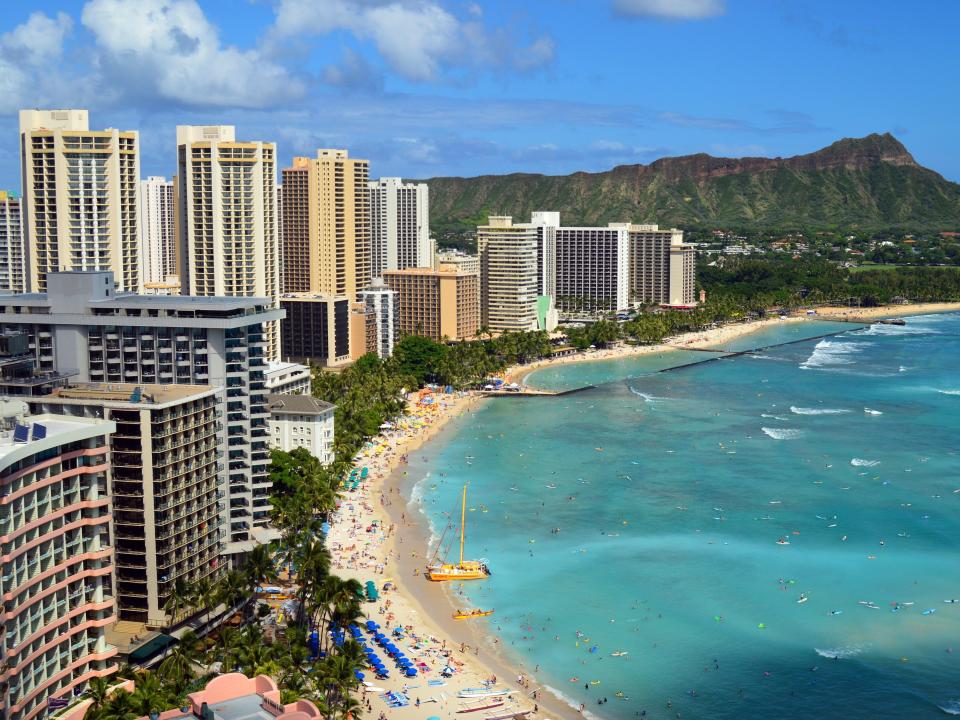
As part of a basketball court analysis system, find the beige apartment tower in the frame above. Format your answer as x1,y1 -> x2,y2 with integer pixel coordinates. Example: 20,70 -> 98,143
477,216 -> 541,333
280,150 -> 370,299
383,267 -> 480,342
176,125 -> 280,359
19,109 -> 140,293
628,225 -> 695,305
140,176 -> 176,289
29,383 -> 225,629
0,191 -> 24,292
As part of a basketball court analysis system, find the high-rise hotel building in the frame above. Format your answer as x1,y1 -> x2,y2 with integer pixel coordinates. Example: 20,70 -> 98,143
477,216 -> 543,333
139,176 -> 176,289
176,126 -> 280,360
18,109 -> 140,293
0,271 -> 283,556
628,225 -> 696,306
280,150 -> 370,298
368,177 -> 431,278
29,383 -> 224,629
0,411 -> 118,720
0,191 -> 24,293
554,224 -> 630,314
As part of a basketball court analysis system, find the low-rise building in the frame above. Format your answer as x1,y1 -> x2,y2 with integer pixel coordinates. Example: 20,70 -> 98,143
133,673 -> 322,720
264,361 -> 311,395
436,251 -> 480,275
0,410 -> 118,720
383,267 -> 479,342
267,394 -> 335,465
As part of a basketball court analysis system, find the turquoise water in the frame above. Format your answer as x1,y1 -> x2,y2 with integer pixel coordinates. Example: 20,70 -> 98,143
404,317 -> 960,719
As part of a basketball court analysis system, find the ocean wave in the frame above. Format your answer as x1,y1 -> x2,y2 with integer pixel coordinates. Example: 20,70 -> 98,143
864,408 -> 883,415
851,458 -> 881,467
939,700 -> 960,716
761,413 -> 789,421
762,427 -> 803,440
544,685 -> 602,720
790,406 -> 850,415
800,340 -> 871,370
857,323 -> 940,337
937,389 -> 960,396
628,386 -> 670,402
814,645 -> 863,659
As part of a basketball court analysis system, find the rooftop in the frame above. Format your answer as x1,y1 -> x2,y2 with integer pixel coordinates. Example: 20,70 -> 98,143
0,411 -> 113,466
267,394 -> 334,415
46,382 -> 219,407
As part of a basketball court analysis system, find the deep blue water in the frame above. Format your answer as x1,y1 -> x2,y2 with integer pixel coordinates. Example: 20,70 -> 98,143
403,317 -> 960,719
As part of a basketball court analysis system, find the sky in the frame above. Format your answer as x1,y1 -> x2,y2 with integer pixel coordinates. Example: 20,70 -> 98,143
0,0 -> 957,189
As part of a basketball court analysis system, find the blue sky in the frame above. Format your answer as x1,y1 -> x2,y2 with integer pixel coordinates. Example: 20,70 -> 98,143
0,0 -> 956,189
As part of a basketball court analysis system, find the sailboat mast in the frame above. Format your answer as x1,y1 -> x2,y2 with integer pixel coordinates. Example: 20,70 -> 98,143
459,485 -> 467,567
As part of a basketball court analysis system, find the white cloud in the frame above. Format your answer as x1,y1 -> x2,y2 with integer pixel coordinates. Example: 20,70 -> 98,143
0,12 -> 74,113
271,0 -> 554,82
81,0 -> 305,109
613,0 -> 725,20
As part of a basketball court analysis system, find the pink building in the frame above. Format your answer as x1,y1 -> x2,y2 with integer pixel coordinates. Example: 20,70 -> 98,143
0,412 -> 117,720
138,674 -> 322,720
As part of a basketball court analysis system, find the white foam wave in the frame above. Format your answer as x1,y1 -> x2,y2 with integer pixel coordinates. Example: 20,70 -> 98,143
629,386 -> 669,402
761,413 -> 788,421
937,389 -> 960,396
790,406 -> 850,415
939,700 -> 960,716
851,458 -> 881,467
864,408 -> 883,415
814,645 -> 863,659
800,340 -> 871,370
544,685 -> 602,720
857,323 -> 939,337
762,427 -> 803,440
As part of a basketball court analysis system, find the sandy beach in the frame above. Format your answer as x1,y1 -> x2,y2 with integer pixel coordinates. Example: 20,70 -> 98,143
322,301 -> 960,720
811,301 -> 960,322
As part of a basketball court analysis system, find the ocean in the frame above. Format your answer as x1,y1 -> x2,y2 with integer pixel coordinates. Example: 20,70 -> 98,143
401,316 -> 960,719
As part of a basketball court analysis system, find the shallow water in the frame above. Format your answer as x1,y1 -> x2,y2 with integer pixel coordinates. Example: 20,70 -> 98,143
403,316 -> 960,719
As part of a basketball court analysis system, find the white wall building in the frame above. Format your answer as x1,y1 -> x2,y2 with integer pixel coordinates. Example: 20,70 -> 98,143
176,125 -> 281,360
0,191 -> 24,293
267,394 -> 335,465
264,360 -> 311,395
139,176 -> 176,288
19,109 -> 140,293
368,177 -> 431,278
554,223 -> 630,314
358,280 -> 398,358
477,216 -> 545,333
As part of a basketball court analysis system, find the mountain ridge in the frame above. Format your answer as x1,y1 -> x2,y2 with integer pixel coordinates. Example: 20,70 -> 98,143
423,134 -> 960,231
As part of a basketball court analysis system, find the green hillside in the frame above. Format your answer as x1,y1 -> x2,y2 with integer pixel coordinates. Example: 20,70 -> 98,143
423,134 -> 960,233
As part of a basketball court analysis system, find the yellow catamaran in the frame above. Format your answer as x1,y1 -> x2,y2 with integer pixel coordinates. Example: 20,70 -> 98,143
426,485 -> 490,582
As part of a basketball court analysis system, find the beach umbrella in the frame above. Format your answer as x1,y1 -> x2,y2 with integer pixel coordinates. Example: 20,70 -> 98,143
354,670 -> 365,681
405,667 -> 418,677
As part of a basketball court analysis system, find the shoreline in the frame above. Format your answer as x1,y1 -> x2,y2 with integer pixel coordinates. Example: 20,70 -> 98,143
504,301 -> 960,386
326,301 -> 960,720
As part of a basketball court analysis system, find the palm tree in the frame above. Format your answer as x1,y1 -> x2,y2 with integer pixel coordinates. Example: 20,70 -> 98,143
99,691 -> 139,720
163,578 -> 193,628
128,673 -> 169,718
244,544 -> 276,617
157,630 -> 199,693
217,569 -> 248,616
83,677 -> 112,720
191,577 -> 217,630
